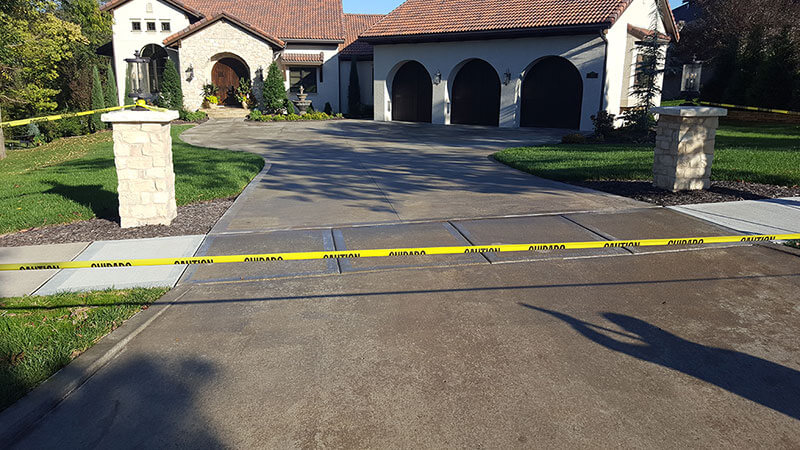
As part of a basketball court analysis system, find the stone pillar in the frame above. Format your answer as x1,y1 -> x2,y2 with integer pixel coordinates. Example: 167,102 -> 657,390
101,109 -> 180,228
651,106 -> 728,191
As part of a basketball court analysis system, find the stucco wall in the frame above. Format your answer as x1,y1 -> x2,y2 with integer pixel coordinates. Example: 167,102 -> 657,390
281,44 -> 341,113
110,0 -> 190,105
373,35 -> 606,130
179,21 -> 277,111
339,59 -> 375,114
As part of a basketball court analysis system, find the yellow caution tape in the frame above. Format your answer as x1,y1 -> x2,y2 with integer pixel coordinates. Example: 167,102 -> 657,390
0,100 -> 150,129
1,234 -> 797,271
699,101 -> 800,116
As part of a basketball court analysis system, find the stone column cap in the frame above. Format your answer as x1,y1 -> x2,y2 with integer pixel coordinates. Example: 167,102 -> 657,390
102,109 -> 179,123
651,106 -> 727,117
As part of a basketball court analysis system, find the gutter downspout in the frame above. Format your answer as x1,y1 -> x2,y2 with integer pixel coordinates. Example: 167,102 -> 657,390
599,30 -> 609,113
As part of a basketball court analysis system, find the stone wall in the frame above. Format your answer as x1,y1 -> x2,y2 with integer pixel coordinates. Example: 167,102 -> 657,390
179,20 -> 277,111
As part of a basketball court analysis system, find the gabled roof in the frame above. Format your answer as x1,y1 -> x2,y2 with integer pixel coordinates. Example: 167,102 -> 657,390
628,24 -> 671,43
102,0 -> 345,41
340,13 -> 384,59
280,52 -> 325,65
361,0 -> 679,42
163,12 -> 285,48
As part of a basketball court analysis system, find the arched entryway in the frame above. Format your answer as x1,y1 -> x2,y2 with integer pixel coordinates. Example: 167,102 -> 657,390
450,59 -> 500,126
141,44 -> 169,93
521,56 -> 583,129
391,61 -> 432,123
211,56 -> 250,106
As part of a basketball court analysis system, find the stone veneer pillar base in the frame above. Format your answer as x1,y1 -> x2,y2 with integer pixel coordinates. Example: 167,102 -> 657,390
101,109 -> 180,228
651,106 -> 728,192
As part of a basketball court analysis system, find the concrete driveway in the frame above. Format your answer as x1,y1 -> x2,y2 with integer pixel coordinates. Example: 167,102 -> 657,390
181,120 -> 644,233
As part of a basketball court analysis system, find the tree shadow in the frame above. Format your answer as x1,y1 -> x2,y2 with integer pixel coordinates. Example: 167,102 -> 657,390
43,181 -> 119,222
8,355 -> 223,448
520,304 -> 800,420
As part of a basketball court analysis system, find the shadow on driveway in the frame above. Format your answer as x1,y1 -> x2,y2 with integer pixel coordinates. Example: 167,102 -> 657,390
521,303 -> 800,421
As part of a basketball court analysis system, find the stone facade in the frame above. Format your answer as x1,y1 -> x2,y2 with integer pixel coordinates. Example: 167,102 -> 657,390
102,109 -> 180,228
179,20 -> 278,111
651,107 -> 727,191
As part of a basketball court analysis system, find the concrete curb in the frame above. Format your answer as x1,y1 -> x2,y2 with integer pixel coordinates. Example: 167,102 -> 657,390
0,285 -> 192,445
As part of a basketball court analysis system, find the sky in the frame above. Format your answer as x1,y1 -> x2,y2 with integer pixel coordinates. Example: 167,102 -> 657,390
342,0 -> 685,15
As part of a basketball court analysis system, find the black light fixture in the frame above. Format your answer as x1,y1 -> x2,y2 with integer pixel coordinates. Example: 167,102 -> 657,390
503,69 -> 512,86
185,63 -> 194,82
125,50 -> 155,108
681,56 -> 703,105
433,70 -> 442,85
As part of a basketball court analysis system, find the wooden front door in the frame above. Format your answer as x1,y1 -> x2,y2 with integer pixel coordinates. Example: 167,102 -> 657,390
212,58 -> 248,106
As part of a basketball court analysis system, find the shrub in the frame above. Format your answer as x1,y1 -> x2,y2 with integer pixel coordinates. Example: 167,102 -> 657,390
104,62 -> 119,107
248,109 -> 264,121
160,59 -> 183,110
236,78 -> 252,106
324,102 -> 333,115
591,110 -> 615,138
287,113 -> 301,121
90,66 -> 106,132
179,109 -> 208,122
263,62 -> 288,113
285,99 -> 295,114
561,133 -> 587,144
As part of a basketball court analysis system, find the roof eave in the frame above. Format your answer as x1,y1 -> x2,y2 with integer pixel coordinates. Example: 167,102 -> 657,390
164,13 -> 286,49
361,23 -> 611,44
283,38 -> 345,44
100,0 -> 203,19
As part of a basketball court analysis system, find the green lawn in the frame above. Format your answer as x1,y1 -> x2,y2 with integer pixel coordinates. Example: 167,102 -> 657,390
494,122 -> 800,186
0,288 -> 168,411
0,125 -> 264,234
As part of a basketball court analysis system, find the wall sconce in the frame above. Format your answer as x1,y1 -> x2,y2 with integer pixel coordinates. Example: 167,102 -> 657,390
503,69 -> 512,86
185,64 -> 194,82
433,70 -> 442,85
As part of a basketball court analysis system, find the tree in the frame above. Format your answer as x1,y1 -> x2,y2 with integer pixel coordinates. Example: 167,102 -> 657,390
348,58 -> 361,116
748,27 -> 798,109
624,8 -> 666,132
104,61 -> 119,107
0,5 -> 85,118
262,62 -> 287,113
90,65 -> 105,131
160,59 -> 183,110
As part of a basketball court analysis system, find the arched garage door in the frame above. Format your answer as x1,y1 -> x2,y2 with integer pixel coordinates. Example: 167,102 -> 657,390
392,61 -> 432,123
521,56 -> 583,129
451,59 -> 500,126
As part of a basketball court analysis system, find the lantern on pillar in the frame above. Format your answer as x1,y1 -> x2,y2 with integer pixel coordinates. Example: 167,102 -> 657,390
680,57 -> 703,104
125,50 -> 155,107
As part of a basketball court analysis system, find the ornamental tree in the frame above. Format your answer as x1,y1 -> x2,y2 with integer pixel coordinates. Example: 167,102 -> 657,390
262,62 -> 287,113
90,65 -> 105,131
160,59 -> 183,110
104,61 -> 119,107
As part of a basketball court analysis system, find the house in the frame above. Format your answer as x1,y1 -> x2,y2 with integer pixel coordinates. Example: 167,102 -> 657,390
361,0 -> 678,130
101,0 -> 678,131
100,0 -> 381,113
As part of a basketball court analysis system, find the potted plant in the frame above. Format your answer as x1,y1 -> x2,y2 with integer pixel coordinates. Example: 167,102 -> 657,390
201,83 -> 218,108
235,78 -> 252,109
206,95 -> 219,107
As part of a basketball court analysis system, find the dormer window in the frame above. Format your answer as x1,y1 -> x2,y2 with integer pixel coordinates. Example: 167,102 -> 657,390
161,22 -> 171,32
146,21 -> 156,32
131,21 -> 141,31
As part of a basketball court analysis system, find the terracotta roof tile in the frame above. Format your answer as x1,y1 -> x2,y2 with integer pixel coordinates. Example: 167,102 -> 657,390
361,0 -> 637,39
627,24 -> 671,42
104,0 -> 344,41
163,12 -> 285,47
281,52 -> 325,63
340,13 -> 384,58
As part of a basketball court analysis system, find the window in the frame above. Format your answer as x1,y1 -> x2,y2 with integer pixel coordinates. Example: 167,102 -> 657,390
289,67 -> 317,93
131,21 -> 141,31
161,22 -> 171,32
146,21 -> 156,31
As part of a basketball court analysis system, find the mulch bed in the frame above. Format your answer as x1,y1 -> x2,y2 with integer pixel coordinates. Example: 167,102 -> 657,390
571,180 -> 800,206
0,198 -> 233,247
